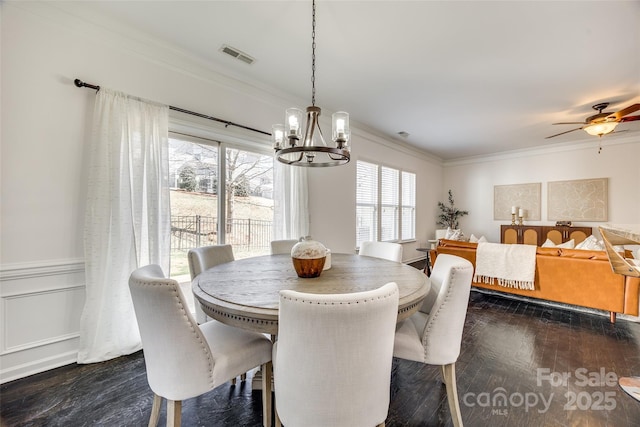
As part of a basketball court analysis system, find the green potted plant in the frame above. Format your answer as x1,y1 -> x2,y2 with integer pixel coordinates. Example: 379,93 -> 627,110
436,190 -> 469,234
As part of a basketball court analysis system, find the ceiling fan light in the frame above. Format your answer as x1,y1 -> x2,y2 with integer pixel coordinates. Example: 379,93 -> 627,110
583,122 -> 618,136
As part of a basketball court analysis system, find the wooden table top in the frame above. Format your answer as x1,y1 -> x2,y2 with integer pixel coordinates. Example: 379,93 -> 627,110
193,253 -> 430,335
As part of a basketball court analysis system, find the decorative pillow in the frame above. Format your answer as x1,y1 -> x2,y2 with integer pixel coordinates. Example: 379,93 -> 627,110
557,239 -> 575,249
445,227 -> 465,241
469,234 -> 488,243
542,238 -> 575,249
575,235 -> 605,251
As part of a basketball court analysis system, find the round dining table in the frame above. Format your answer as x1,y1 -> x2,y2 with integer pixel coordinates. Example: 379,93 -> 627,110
192,253 -> 430,335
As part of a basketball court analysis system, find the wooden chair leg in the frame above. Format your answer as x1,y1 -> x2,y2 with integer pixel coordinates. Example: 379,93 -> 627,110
262,361 -> 273,427
275,409 -> 282,427
148,393 -> 162,427
443,363 -> 463,427
166,399 -> 181,427
610,312 -> 617,323
241,372 -> 247,381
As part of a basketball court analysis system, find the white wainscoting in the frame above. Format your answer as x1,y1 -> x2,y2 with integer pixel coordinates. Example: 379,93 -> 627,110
0,259 -> 86,384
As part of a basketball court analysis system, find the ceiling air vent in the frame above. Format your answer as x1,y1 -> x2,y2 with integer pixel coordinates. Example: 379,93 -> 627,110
220,45 -> 255,65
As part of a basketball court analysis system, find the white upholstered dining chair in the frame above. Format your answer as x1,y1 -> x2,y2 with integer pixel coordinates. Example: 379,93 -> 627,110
187,244 -> 234,324
393,254 -> 473,427
187,244 -> 248,384
273,282 -> 399,427
129,264 -> 273,427
359,241 -> 403,263
270,239 -> 298,255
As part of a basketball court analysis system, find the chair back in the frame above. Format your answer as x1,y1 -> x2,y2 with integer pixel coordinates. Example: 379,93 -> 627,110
274,282 -> 399,427
421,254 -> 473,365
359,241 -> 403,262
129,265 -> 214,401
270,239 -> 298,255
187,244 -> 235,280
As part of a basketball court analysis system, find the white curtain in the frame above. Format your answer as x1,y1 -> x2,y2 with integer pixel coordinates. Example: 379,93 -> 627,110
78,88 -> 170,363
273,162 -> 309,240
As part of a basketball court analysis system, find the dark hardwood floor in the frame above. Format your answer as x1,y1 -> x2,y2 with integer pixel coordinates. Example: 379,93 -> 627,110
2,291 -> 639,426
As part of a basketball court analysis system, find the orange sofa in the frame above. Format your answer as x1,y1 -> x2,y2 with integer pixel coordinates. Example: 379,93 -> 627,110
432,239 -> 640,323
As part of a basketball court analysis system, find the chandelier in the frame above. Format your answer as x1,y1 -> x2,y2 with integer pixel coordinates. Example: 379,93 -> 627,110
272,0 -> 350,167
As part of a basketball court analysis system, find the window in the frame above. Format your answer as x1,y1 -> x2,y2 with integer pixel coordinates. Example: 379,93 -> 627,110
356,161 -> 377,245
356,161 -> 415,247
401,171 -> 416,240
380,166 -> 399,241
168,134 -> 273,280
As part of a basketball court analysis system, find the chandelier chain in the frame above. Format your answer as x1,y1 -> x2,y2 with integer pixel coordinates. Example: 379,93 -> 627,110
311,0 -> 316,106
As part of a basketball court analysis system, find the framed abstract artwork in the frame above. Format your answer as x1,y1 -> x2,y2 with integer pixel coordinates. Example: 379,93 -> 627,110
547,178 -> 608,221
494,183 -> 541,221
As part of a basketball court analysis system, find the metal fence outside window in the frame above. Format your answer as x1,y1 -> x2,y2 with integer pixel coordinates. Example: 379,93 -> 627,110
171,215 -> 272,251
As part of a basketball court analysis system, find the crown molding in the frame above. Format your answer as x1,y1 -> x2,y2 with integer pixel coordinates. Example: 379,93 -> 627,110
443,133 -> 639,167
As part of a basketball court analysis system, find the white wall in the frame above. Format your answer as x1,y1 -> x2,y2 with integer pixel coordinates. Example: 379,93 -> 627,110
0,2 -> 442,382
442,139 -> 640,243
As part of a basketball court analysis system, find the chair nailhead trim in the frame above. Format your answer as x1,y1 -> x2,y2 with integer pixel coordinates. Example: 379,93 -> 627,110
282,290 -> 398,305
134,280 -> 215,387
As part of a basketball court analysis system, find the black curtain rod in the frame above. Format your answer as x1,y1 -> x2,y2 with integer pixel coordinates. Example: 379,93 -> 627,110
74,78 -> 271,136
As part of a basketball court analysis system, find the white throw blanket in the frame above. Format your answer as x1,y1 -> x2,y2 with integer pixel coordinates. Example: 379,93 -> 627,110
474,242 -> 537,290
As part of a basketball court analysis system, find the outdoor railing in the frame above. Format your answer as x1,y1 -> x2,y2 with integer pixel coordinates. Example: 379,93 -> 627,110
171,215 -> 272,251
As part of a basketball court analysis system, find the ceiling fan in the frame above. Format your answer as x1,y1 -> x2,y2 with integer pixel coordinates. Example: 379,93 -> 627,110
546,102 -> 640,140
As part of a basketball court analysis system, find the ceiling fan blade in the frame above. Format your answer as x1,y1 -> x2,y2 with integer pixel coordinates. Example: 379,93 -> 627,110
551,122 -> 587,125
545,127 -> 583,139
619,115 -> 640,122
607,103 -> 640,120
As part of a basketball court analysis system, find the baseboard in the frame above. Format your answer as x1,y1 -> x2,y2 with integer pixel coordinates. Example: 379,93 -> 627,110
1,350 -> 78,384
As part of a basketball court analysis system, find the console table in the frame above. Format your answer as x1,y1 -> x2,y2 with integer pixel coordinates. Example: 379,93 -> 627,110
500,225 -> 592,246
500,225 -> 544,245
